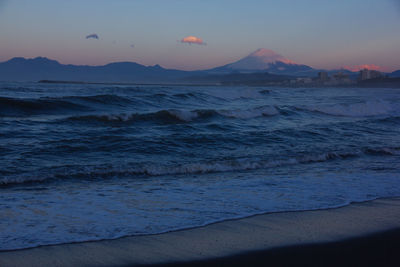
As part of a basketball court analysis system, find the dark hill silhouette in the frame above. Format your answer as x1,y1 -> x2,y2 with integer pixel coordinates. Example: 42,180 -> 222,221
0,50 -> 371,83
390,70 -> 400,78
0,57 -> 198,83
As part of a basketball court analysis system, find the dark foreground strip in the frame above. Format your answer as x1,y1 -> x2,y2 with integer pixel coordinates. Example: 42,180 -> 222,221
156,228 -> 400,267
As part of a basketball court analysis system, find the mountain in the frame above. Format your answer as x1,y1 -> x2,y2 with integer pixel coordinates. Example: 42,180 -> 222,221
207,48 -> 315,76
0,57 -> 198,83
390,70 -> 400,78
0,51 -> 361,83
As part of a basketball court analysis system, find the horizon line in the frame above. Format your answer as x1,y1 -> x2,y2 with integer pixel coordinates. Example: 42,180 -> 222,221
0,55 -> 396,73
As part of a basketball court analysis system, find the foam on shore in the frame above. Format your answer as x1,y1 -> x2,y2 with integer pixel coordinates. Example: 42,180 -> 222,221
1,197 -> 400,266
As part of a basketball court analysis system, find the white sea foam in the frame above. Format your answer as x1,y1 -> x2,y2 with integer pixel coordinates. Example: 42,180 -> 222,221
2,163 -> 400,251
2,149 -> 388,186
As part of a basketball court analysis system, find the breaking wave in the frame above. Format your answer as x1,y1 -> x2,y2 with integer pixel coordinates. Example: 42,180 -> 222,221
67,106 -> 279,123
68,109 -> 216,123
0,96 -> 88,116
0,95 -> 137,117
60,94 -> 135,105
2,147 -> 398,186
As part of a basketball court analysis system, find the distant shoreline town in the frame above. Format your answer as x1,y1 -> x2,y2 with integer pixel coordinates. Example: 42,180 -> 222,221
38,70 -> 400,88
263,68 -> 400,88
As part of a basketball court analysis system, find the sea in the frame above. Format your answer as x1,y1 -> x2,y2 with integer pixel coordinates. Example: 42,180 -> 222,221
1,82 -> 400,251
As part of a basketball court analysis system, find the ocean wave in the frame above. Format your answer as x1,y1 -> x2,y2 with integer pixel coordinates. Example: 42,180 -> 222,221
0,86 -> 40,92
61,94 -> 134,105
207,88 -> 263,100
67,109 -> 217,123
2,147 -> 397,186
172,92 -> 197,98
0,94 -> 140,118
364,147 -> 400,156
218,106 -> 278,119
299,100 -> 399,117
0,96 -> 89,117
67,105 -> 279,123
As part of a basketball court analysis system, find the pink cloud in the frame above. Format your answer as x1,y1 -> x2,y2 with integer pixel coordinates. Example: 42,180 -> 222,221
180,36 -> 206,45
343,64 -> 383,72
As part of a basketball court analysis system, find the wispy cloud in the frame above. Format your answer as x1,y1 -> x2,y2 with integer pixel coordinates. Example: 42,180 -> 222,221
130,44 -> 135,48
343,64 -> 383,72
86,34 -> 99,40
180,36 -> 206,45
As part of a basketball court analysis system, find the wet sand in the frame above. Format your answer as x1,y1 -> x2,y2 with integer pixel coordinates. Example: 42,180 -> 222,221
1,197 -> 400,267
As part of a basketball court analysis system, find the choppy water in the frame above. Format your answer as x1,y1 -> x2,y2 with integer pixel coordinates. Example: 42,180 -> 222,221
1,82 -> 400,250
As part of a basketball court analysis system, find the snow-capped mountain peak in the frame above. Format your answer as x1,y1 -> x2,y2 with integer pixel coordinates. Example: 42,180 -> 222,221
225,48 -> 298,70
210,48 -> 313,75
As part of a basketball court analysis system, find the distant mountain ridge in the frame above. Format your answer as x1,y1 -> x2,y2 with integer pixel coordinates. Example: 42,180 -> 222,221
1,49 -> 387,83
0,57 -> 196,83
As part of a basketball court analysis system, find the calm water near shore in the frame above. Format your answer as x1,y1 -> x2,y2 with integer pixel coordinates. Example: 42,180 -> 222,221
1,82 -> 400,250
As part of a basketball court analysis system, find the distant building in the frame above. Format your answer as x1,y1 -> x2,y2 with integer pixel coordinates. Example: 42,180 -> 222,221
359,69 -> 371,80
317,71 -> 329,82
333,71 -> 349,80
359,69 -> 384,80
370,70 -> 384,79
331,71 -> 352,84
296,77 -> 313,84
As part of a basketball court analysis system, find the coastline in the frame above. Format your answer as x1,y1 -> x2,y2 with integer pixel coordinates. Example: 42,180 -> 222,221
36,79 -> 400,88
1,197 -> 400,266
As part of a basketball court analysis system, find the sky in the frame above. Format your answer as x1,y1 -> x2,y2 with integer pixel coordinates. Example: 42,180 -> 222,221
0,0 -> 399,71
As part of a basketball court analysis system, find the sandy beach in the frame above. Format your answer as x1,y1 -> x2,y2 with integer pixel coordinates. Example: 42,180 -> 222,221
1,197 -> 400,266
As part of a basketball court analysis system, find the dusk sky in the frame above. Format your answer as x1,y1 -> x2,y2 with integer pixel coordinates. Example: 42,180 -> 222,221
0,0 -> 399,71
